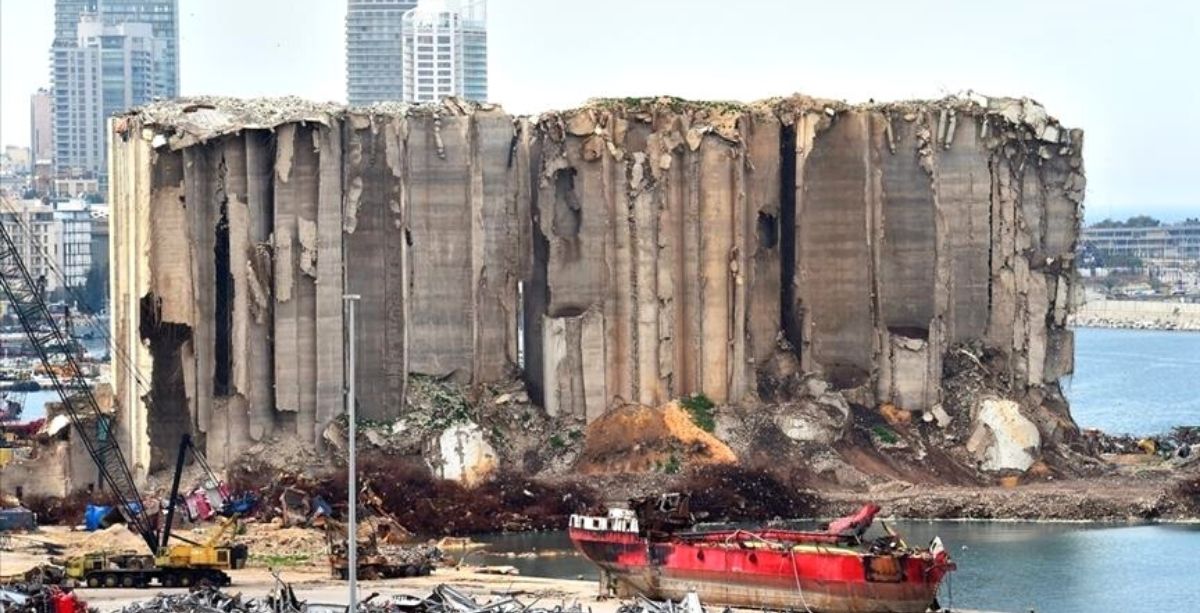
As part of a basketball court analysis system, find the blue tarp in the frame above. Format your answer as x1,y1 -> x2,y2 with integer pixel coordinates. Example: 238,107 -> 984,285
84,504 -> 112,531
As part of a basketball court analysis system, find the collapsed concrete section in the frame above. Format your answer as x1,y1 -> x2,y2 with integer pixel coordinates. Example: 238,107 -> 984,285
108,93 -> 1083,477
776,95 -> 1083,413
525,101 -> 781,419
110,98 -> 529,473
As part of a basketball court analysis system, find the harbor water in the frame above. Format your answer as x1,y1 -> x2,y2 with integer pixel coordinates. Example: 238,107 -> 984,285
469,522 -> 1200,613
1065,327 -> 1200,435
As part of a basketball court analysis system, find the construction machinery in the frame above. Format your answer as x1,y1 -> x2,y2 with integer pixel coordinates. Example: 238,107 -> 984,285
0,219 -> 250,588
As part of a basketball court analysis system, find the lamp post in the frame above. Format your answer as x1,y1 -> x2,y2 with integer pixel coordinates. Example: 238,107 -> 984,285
343,294 -> 361,612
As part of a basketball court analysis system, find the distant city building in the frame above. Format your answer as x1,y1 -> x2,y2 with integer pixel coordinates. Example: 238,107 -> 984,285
0,200 -> 63,292
30,90 -> 53,174
53,177 -> 100,199
0,198 -> 103,293
54,200 -> 94,288
1082,222 -> 1200,261
54,17 -> 162,180
346,0 -> 419,106
401,0 -> 487,103
51,0 -> 179,181
0,148 -> 31,177
89,204 -> 110,275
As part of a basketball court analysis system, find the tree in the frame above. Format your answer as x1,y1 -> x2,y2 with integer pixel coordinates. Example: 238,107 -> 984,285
1123,215 -> 1160,227
81,264 -> 108,314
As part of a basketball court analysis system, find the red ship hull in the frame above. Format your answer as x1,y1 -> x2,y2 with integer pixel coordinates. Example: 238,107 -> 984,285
569,523 -> 953,613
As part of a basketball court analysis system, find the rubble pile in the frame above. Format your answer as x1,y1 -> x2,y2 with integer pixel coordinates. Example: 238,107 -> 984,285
229,455 -> 603,535
680,465 -> 816,523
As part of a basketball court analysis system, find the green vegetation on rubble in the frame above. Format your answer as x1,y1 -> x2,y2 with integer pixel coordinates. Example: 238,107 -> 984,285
680,393 -> 717,433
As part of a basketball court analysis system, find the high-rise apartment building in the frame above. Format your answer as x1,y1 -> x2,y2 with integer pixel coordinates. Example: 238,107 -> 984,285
55,17 -> 162,179
51,0 -> 178,180
0,200 -> 64,292
30,89 -> 54,173
346,0 -> 419,106
401,0 -> 487,103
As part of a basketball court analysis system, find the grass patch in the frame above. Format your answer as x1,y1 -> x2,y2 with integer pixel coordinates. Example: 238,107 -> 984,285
680,393 -> 716,432
663,453 -> 681,475
872,425 -> 899,445
250,553 -> 311,568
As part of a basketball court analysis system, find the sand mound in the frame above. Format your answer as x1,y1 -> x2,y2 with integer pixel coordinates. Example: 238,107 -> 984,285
239,524 -> 328,561
66,523 -> 147,556
575,401 -> 736,474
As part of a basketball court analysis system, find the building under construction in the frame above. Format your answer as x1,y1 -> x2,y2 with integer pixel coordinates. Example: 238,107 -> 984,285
107,94 -> 1083,476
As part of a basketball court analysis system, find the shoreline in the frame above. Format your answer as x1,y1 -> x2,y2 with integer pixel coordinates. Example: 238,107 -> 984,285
1070,299 -> 1200,331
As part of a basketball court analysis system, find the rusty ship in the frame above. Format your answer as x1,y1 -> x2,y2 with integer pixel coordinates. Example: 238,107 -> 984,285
569,496 -> 954,613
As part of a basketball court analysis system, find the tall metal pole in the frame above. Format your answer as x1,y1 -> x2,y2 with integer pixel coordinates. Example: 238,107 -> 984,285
343,294 -> 361,612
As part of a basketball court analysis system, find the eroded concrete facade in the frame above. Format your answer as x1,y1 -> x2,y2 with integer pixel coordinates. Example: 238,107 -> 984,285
108,94 -> 1083,474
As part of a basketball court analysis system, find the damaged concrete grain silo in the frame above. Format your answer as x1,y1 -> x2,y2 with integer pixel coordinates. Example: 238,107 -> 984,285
524,100 -> 782,421
107,93 -> 1083,479
775,95 -> 1083,415
110,98 -> 529,473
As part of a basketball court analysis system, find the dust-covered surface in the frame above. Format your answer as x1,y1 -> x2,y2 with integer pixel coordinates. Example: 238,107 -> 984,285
57,89 -> 1180,525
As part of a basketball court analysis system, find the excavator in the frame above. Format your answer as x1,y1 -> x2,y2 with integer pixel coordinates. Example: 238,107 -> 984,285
0,219 -> 250,588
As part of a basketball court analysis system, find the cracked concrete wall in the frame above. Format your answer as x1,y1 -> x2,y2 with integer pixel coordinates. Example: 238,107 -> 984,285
110,99 -> 526,474
779,96 -> 1083,412
525,101 -> 781,420
110,93 -> 1081,475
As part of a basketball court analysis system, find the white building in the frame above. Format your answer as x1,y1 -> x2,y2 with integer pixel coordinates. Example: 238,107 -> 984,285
0,198 -> 96,292
0,199 -> 63,292
401,0 -> 487,103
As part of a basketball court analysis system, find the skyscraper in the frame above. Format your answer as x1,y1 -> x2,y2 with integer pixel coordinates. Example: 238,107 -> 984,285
96,1 -> 180,94
401,0 -> 487,104
346,0 -> 419,106
55,17 -> 162,179
30,89 -> 53,173
50,0 -> 178,181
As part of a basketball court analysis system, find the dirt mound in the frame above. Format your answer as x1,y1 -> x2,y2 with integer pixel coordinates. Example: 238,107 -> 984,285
65,523 -> 147,556
575,401 -> 736,474
239,524 -> 328,565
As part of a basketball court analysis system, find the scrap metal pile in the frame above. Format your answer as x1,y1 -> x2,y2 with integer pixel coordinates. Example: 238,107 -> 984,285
386,584 -> 586,613
0,583 -> 89,613
86,583 -> 590,613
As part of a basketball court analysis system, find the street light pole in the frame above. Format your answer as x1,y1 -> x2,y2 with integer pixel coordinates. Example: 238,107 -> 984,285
343,294 -> 361,612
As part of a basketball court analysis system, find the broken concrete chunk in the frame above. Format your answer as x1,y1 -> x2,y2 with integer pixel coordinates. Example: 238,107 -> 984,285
967,398 -> 1041,472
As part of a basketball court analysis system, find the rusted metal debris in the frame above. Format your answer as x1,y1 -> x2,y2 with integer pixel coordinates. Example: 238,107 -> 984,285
616,593 -> 710,613
101,582 -> 589,613
386,584 -> 586,613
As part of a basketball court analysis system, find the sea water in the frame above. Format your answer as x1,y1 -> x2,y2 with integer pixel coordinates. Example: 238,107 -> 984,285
470,522 -> 1200,613
1066,327 -> 1200,435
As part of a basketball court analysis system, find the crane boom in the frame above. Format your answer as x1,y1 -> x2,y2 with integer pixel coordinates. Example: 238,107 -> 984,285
0,219 -> 159,554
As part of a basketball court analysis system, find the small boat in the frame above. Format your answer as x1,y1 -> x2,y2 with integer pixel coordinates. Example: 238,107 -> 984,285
569,495 -> 954,613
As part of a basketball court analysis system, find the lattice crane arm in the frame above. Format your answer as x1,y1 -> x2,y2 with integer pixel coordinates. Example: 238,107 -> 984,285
0,219 -> 160,554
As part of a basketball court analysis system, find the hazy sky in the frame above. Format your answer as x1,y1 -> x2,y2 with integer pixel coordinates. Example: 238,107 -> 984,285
1,0 -> 1197,221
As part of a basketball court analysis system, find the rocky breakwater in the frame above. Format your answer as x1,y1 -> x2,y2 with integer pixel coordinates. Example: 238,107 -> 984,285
102,92 -> 1088,497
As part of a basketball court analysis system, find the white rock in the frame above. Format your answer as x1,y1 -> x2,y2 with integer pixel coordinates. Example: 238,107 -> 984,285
774,396 -> 850,445
966,399 -> 1040,472
425,421 -> 498,486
